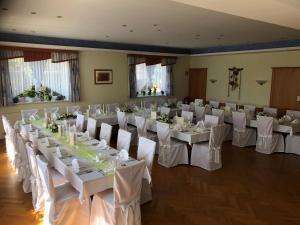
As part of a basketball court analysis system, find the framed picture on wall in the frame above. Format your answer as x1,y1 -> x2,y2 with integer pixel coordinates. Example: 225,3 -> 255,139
94,69 -> 113,84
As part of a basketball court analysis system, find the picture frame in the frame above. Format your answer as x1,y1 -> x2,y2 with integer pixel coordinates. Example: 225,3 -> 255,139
94,69 -> 113,84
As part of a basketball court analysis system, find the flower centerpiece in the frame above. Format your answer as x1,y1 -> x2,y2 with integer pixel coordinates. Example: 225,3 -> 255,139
257,111 -> 270,117
120,104 -> 134,113
48,120 -> 58,133
57,113 -> 77,120
157,113 -> 173,124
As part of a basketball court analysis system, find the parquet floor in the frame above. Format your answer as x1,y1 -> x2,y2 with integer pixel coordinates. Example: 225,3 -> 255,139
1,140 -> 300,225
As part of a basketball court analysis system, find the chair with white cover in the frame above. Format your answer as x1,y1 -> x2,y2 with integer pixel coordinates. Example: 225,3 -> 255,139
21,109 -> 39,122
212,109 -> 225,124
137,137 -> 156,204
286,110 -> 300,119
181,104 -> 190,111
244,105 -> 256,115
117,129 -> 132,151
181,110 -> 194,123
99,123 -> 113,145
285,134 -> 300,155
225,102 -> 237,111
117,111 -> 137,144
160,107 -> 171,116
87,118 -> 97,138
67,105 -> 81,115
194,99 -> 203,106
204,115 -> 219,127
195,105 -> 211,122
36,155 -> 89,225
263,107 -> 277,117
232,111 -> 256,147
209,100 -> 219,109
157,121 -> 188,168
90,160 -> 146,225
256,116 -> 284,154
106,103 -> 119,113
2,116 -> 17,166
75,113 -> 85,132
88,104 -> 102,115
135,116 -> 157,140
212,108 -> 232,141
191,125 -> 225,171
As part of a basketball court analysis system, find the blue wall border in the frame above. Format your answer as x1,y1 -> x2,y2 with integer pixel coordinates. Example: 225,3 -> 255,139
0,32 -> 299,55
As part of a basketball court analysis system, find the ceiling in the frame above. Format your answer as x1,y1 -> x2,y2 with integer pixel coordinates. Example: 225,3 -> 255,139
0,0 -> 300,50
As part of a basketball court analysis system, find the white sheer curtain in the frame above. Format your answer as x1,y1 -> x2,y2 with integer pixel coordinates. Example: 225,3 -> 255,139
8,58 -> 70,100
135,63 -> 168,94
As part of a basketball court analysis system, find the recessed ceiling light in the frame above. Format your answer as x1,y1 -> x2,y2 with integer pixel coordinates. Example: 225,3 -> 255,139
57,16 -> 62,18
31,12 -> 37,15
129,30 -> 134,32
2,8 -> 8,11
122,24 -> 127,27
153,24 -> 158,27
158,29 -> 161,32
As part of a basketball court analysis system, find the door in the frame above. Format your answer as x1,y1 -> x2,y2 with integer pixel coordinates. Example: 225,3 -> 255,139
189,68 -> 207,101
270,67 -> 300,110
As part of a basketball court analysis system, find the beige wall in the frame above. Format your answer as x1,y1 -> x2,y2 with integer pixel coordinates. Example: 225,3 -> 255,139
0,51 -> 189,138
190,50 -> 300,106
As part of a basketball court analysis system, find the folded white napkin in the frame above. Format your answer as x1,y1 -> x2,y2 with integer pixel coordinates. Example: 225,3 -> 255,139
97,139 -> 107,149
56,147 -> 62,158
83,131 -> 90,139
134,106 -> 139,111
118,149 -> 129,161
72,158 -> 80,173
30,114 -> 39,121
51,112 -> 59,120
196,120 -> 205,128
95,109 -> 101,117
116,107 -> 121,112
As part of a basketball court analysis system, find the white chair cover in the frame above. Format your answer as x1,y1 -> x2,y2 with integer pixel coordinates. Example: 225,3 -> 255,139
204,115 -> 219,127
194,99 -> 203,106
285,134 -> 300,155
286,110 -> 300,119
225,102 -> 237,111
75,113 -> 85,132
36,155 -> 89,225
181,104 -> 190,111
26,143 -> 44,211
135,116 -> 147,138
256,116 -> 284,154
157,122 -> 188,168
90,160 -> 146,225
21,109 -> 39,122
6,121 -> 21,170
191,125 -> 225,171
117,129 -> 132,151
160,107 -> 171,116
232,112 -> 256,147
195,106 -> 206,122
87,118 -> 97,138
99,123 -> 113,145
212,108 -> 224,124
67,105 -> 81,115
209,100 -> 219,109
107,103 -> 119,113
263,107 -> 278,117
143,101 -> 153,109
88,104 -> 102,115
137,137 -> 156,205
17,134 -> 32,193
244,104 -> 256,114
181,110 -> 194,122
117,111 -> 128,130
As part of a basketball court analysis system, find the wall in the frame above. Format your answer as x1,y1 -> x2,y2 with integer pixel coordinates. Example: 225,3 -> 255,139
0,51 -> 189,138
190,50 -> 300,106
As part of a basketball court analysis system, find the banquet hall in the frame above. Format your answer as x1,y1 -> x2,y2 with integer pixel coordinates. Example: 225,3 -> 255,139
0,0 -> 300,225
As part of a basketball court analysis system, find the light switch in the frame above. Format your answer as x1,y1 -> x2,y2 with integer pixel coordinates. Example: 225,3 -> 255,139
297,96 -> 300,102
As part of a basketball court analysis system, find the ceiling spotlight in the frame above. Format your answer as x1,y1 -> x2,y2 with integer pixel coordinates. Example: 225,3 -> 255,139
1,8 -> 8,11
57,15 -> 62,18
30,12 -> 37,14
129,30 -> 134,32
158,29 -> 161,32
153,24 -> 158,27
122,24 -> 127,27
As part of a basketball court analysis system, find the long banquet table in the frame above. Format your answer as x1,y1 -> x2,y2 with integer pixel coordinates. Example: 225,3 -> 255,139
29,119 -> 150,203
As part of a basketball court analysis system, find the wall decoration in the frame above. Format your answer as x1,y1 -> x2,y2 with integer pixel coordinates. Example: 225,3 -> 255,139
94,69 -> 113,84
228,67 -> 243,99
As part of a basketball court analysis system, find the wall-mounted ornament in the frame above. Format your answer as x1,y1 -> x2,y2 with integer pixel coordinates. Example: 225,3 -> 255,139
256,80 -> 267,86
228,67 -> 243,99
209,79 -> 217,83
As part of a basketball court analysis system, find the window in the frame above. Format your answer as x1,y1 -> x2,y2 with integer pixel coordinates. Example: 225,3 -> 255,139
8,58 -> 70,103
135,63 -> 171,97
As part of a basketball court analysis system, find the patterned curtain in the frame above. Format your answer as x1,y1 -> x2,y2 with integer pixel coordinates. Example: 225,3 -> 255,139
69,59 -> 80,102
0,59 -> 13,107
166,65 -> 174,96
128,56 -> 145,98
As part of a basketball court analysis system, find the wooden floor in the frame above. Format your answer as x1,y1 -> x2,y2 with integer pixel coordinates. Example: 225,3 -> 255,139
1,140 -> 300,225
